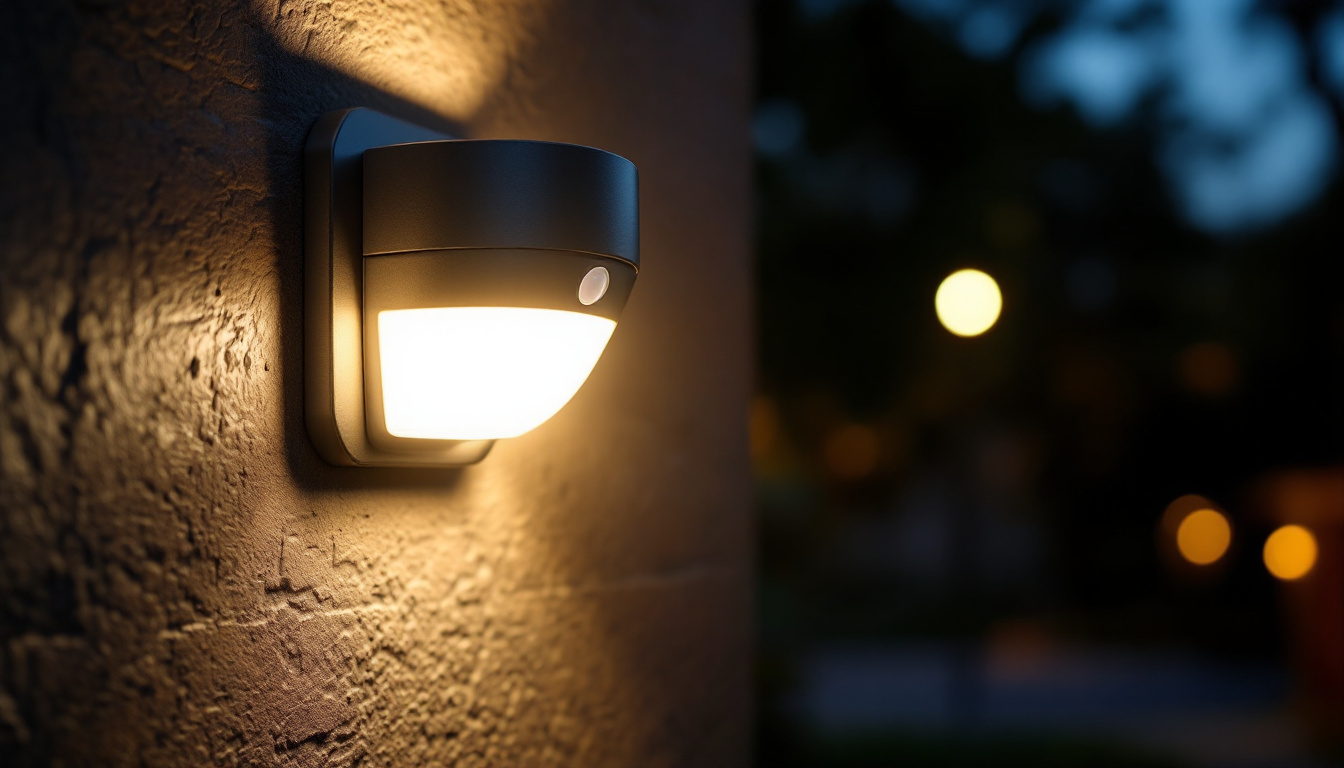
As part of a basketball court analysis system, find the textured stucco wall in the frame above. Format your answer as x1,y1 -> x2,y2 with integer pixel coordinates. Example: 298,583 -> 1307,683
0,1 -> 752,766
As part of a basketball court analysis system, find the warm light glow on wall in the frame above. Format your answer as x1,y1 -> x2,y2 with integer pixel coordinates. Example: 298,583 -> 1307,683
1175,508 -> 1231,565
1263,524 -> 1318,581
254,0 -> 543,120
378,307 -> 617,441
935,269 -> 1002,337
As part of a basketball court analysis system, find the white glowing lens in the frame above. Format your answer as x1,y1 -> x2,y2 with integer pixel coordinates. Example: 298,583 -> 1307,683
378,307 -> 617,440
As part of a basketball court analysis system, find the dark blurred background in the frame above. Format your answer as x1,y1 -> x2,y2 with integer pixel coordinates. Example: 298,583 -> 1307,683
749,0 -> 1344,766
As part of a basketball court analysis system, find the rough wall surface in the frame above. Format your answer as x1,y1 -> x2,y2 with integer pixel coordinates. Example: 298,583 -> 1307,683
0,1 -> 752,766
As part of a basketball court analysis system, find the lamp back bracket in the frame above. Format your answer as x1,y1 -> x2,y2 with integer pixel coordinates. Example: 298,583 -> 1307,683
304,107 -> 494,466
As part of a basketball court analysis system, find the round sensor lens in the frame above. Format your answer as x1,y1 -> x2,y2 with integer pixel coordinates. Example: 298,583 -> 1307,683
578,266 -> 610,306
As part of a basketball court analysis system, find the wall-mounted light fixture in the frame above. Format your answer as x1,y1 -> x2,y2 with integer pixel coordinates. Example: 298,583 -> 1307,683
305,108 -> 639,466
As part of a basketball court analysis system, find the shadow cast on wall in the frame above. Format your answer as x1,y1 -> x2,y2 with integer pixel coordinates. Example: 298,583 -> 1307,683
252,24 -> 472,493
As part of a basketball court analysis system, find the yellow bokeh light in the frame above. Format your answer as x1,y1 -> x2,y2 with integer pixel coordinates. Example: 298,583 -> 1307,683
935,269 -> 1002,337
1175,509 -> 1232,565
1263,525 -> 1318,581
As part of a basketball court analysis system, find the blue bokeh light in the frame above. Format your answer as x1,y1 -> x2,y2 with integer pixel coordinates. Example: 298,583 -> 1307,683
891,0 -> 1342,233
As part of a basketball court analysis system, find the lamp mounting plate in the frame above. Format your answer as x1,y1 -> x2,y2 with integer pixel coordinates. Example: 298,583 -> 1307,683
305,107 -> 493,466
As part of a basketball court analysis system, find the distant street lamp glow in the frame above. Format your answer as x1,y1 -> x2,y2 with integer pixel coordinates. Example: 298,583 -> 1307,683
935,269 -> 1002,337
1175,508 -> 1231,565
1263,524 -> 1318,581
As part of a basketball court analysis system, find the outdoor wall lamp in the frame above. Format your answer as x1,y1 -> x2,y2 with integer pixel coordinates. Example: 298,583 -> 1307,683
305,108 -> 639,466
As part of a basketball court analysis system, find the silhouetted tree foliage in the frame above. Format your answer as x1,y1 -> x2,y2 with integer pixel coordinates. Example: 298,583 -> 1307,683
753,1 -> 1342,764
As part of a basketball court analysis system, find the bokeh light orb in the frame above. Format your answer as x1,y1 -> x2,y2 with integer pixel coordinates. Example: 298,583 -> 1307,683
935,269 -> 1002,337
1175,508 -> 1231,565
1263,524 -> 1318,581
824,423 -> 881,481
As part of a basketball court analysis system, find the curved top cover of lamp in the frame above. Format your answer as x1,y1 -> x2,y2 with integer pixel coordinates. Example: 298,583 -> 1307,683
363,139 -> 639,266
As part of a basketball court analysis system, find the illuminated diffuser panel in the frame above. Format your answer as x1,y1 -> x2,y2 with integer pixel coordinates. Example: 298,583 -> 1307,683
359,248 -> 637,452
305,108 -> 639,466
377,307 -> 616,440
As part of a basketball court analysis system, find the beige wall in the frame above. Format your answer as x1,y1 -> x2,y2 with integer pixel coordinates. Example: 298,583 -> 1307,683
0,1 -> 753,765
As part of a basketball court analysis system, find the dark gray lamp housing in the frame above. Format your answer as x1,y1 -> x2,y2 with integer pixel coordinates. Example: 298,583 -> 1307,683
305,108 -> 639,466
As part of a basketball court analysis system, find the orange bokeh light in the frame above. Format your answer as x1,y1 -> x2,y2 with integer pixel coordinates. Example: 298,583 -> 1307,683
1177,342 -> 1239,397
823,423 -> 881,481
1263,524 -> 1318,581
1175,508 -> 1232,565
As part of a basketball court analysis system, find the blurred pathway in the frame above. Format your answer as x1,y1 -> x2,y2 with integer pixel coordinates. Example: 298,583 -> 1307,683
794,642 -> 1335,768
